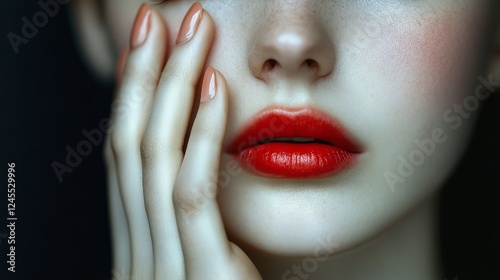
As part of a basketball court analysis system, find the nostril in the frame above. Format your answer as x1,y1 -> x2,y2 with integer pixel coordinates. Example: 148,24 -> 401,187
260,58 -> 320,75
263,59 -> 278,72
305,59 -> 319,69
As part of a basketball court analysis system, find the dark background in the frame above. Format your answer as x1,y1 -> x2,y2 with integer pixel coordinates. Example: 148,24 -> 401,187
1,1 -> 499,280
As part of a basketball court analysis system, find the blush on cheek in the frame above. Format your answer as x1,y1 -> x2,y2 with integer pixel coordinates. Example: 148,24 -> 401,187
380,6 -> 488,109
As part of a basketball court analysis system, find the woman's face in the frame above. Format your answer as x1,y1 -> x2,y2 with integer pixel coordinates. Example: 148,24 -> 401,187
96,0 -> 498,256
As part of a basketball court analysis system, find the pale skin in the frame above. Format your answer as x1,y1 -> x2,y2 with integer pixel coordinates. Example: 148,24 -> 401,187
70,1 -> 500,279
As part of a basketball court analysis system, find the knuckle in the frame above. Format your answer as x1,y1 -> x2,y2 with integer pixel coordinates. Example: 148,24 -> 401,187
119,69 -> 157,104
140,133 -> 164,162
110,130 -> 139,158
140,67 -> 160,92
173,177 -> 217,216
160,67 -> 178,82
161,64 -> 197,91
191,125 -> 216,141
122,63 -> 159,85
161,62 -> 185,82
110,98 -> 129,121
140,132 -> 184,168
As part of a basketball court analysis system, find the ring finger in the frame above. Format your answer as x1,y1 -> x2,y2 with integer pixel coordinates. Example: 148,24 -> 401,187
109,4 -> 169,279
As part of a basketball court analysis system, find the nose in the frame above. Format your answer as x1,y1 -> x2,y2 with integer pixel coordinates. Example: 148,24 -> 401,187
248,5 -> 335,82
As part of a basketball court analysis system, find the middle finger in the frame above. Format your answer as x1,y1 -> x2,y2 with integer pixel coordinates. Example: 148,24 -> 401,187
140,3 -> 216,279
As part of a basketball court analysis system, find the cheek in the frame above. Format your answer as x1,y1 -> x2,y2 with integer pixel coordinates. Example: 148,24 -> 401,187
346,4 -> 491,199
378,5 -> 488,111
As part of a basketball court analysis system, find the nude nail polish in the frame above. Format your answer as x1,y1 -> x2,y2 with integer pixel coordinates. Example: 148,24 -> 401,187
201,67 -> 217,103
176,2 -> 203,44
130,3 -> 152,49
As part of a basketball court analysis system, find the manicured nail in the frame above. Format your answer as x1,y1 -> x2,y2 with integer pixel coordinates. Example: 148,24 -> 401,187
201,67 -> 217,103
176,2 -> 203,44
116,47 -> 129,84
130,3 -> 152,49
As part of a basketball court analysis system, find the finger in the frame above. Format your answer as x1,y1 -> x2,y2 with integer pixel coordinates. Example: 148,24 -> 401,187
110,4 -> 169,279
104,137 -> 131,280
108,47 -> 132,279
142,2 -> 214,155
173,69 -> 233,279
140,3 -> 215,279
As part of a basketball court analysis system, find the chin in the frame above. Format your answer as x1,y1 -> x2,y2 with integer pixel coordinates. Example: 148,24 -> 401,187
216,153 -> 382,258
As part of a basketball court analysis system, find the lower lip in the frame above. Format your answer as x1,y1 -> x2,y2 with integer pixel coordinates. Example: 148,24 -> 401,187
234,142 -> 357,178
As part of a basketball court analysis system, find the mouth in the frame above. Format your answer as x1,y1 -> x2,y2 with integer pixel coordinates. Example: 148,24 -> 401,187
227,106 -> 363,179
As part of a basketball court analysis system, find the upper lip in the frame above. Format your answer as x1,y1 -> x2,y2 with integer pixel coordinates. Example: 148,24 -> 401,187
227,106 -> 363,153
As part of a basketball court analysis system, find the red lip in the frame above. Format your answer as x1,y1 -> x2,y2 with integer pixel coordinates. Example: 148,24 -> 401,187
227,106 -> 363,179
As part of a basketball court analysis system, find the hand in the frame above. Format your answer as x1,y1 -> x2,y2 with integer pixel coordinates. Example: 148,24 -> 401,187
104,3 -> 261,280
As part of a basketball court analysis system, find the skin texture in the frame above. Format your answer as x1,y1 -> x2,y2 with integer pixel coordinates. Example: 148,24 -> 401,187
70,0 -> 500,279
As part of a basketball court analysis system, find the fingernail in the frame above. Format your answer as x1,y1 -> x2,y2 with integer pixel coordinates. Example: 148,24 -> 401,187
201,67 -> 217,103
176,2 -> 203,44
116,47 -> 129,84
130,3 -> 152,49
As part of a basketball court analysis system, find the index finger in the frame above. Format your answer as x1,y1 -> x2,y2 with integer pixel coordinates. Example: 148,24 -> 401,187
173,70 -> 262,280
